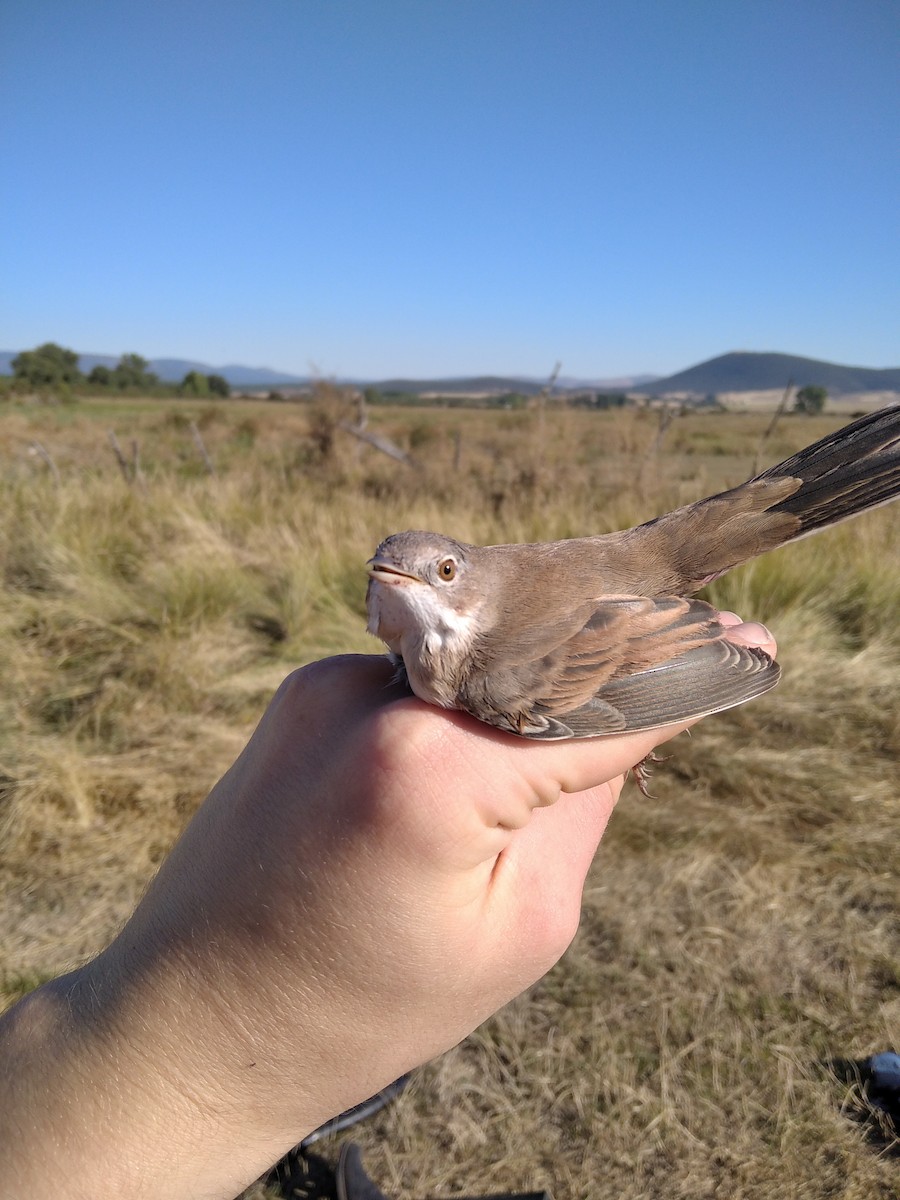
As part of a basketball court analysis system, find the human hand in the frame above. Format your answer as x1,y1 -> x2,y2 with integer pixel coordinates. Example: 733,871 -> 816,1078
0,620 -> 775,1200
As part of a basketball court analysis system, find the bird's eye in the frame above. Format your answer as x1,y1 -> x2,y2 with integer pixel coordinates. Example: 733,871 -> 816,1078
437,557 -> 457,581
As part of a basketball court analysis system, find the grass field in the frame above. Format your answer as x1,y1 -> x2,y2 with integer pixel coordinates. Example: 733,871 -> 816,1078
1,395 -> 898,1198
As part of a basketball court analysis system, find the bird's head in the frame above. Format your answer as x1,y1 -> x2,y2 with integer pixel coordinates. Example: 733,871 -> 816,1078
365,530 -> 478,656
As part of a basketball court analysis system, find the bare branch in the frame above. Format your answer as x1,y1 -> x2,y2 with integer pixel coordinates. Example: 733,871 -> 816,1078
539,361 -> 562,403
338,420 -> 418,468
189,421 -> 216,476
107,429 -> 133,484
28,441 -> 61,487
753,380 -> 793,474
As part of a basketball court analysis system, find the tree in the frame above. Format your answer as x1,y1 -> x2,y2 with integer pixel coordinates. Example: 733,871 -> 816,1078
113,353 -> 159,390
795,384 -> 827,415
12,343 -> 83,389
88,364 -> 113,388
207,373 -> 230,397
180,370 -> 210,396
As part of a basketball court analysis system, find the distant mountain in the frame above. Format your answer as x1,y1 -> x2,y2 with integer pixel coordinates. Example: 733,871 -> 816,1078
634,352 -> 900,397
371,375 -> 546,395
366,374 -> 659,395
0,351 -> 657,394
6,345 -> 895,398
148,360 -> 310,387
561,374 -> 661,390
502,373 -> 660,391
0,350 -> 308,388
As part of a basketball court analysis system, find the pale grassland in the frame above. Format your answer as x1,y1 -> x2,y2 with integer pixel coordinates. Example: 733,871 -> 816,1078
1,395 -> 898,1198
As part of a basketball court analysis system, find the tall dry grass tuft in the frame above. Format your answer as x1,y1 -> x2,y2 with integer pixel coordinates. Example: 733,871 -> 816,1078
1,398 -> 897,1197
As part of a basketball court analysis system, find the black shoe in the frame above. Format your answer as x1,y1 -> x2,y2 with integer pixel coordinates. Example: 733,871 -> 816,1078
336,1142 -> 391,1200
335,1143 -> 553,1200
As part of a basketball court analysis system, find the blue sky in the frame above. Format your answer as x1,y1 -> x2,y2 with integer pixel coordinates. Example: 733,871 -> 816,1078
2,0 -> 897,379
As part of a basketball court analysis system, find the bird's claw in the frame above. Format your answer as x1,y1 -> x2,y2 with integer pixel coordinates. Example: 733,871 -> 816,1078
631,749 -> 670,797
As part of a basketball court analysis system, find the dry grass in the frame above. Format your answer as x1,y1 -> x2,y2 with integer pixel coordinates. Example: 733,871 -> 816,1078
1,395 -> 898,1198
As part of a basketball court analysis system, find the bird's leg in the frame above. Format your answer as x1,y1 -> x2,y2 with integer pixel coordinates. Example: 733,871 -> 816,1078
630,751 -> 669,798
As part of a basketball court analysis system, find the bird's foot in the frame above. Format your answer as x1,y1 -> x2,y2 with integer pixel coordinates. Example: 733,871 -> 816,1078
631,750 -> 669,798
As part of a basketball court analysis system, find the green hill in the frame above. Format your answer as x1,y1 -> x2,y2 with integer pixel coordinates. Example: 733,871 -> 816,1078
636,352 -> 900,396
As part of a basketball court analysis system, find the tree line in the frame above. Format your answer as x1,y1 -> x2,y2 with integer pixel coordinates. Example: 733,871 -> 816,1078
5,343 -> 230,399
6,342 -> 829,415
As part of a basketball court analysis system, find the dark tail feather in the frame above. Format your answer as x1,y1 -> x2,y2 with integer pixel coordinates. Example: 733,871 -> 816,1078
756,405 -> 900,537
624,405 -> 900,594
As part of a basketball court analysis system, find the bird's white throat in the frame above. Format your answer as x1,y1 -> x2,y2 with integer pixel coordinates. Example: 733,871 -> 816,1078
366,578 -> 479,707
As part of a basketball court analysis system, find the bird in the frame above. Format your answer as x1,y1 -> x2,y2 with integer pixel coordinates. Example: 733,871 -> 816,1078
366,407 -> 900,742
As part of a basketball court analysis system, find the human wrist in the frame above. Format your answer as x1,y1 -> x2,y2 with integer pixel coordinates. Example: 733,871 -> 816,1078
0,965 -> 177,1198
0,948 -> 313,1200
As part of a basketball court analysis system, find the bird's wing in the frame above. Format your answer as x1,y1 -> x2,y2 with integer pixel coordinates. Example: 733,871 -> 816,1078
461,595 -> 779,738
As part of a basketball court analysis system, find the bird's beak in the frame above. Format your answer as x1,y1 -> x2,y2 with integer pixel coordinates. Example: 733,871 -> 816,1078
366,556 -> 424,584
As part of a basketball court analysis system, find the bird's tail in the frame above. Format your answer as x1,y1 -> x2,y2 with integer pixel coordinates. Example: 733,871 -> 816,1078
752,404 -> 900,538
631,405 -> 900,593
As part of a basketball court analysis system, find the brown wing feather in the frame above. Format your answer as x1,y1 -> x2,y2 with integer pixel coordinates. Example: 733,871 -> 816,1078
537,596 -> 717,711
456,594 -> 780,739
528,638 -> 779,737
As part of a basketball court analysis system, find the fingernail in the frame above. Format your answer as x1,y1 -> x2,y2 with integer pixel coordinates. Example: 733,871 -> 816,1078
730,621 -> 773,646
717,611 -> 743,626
